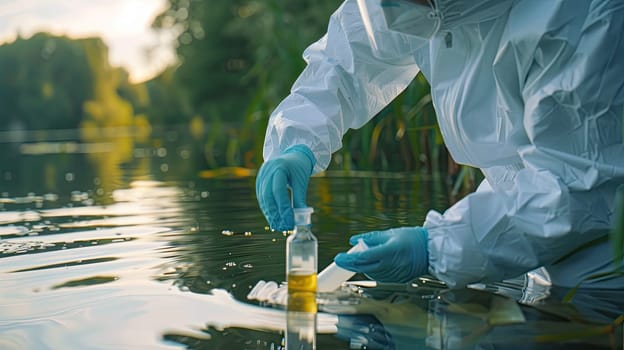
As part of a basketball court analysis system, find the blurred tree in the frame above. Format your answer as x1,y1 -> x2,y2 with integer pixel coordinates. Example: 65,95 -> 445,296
233,1 -> 338,107
117,69 -> 150,117
152,0 -> 337,167
152,1 -> 336,119
153,0 -> 253,122
80,38 -> 136,131
0,33 -> 93,131
143,66 -> 193,125
0,33 -> 148,135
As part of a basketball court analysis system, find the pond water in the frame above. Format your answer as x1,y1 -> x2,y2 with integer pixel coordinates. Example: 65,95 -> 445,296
0,130 -> 622,349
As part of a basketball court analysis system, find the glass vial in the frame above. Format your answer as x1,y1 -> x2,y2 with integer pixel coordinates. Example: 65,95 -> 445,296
286,207 -> 317,350
286,207 -> 318,302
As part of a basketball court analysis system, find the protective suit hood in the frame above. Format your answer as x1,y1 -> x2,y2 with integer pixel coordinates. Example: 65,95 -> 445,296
434,0 -> 515,29
356,0 -> 514,58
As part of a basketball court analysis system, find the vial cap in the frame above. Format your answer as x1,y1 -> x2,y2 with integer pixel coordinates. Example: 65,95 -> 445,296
293,207 -> 314,226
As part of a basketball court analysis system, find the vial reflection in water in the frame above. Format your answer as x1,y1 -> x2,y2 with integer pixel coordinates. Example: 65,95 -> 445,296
286,293 -> 317,350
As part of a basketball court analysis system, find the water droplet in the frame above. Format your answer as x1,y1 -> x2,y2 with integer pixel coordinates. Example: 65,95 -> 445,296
244,231 -> 252,237
65,173 -> 74,182
231,283 -> 237,288
160,164 -> 169,172
180,149 -> 190,159
157,147 -> 167,157
243,263 -> 253,269
221,230 -> 234,236
200,191 -> 209,198
42,194 -> 56,202
133,148 -> 147,158
71,191 -> 88,202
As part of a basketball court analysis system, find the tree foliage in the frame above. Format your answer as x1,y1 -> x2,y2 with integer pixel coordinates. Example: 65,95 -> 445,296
0,33 -> 93,131
143,66 -> 193,125
0,4 -> 461,179
150,1 -> 348,167
153,0 -> 251,122
152,0 -> 337,122
0,33 -> 148,133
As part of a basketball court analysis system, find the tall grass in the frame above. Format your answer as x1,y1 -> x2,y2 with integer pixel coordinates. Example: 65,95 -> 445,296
195,0 -> 478,194
611,185 -> 624,273
562,185 -> 624,302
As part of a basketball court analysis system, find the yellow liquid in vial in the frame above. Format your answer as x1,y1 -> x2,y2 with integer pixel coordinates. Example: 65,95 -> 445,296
288,273 -> 317,293
287,273 -> 318,313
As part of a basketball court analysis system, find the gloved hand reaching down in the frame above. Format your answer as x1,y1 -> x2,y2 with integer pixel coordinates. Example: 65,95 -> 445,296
255,144 -> 316,231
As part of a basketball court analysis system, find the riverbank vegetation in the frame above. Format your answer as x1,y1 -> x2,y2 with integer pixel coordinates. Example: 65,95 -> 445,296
0,1 -> 475,194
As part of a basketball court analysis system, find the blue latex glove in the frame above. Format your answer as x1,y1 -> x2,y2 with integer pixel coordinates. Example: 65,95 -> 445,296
334,227 -> 429,283
255,145 -> 315,231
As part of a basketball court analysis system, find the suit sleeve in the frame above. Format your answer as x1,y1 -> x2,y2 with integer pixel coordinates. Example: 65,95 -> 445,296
262,0 -> 422,173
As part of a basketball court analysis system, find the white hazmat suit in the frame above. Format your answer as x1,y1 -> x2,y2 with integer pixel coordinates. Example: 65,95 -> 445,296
262,0 -> 624,288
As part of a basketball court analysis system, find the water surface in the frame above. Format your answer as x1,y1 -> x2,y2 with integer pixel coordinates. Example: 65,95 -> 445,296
0,131 -> 621,349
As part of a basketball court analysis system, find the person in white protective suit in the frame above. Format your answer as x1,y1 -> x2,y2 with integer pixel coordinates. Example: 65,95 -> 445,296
255,0 -> 624,289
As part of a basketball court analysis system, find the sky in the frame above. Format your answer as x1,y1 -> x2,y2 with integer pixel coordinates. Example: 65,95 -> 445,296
0,0 -> 176,83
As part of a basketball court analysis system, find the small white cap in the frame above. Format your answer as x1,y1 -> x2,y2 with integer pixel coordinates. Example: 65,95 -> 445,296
293,207 -> 314,225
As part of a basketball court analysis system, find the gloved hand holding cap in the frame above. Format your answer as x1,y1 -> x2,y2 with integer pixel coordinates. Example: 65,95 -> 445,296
255,144 -> 315,231
334,227 -> 429,283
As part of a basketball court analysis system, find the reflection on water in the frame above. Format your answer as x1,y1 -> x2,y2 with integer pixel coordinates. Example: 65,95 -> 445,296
0,130 -> 622,349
